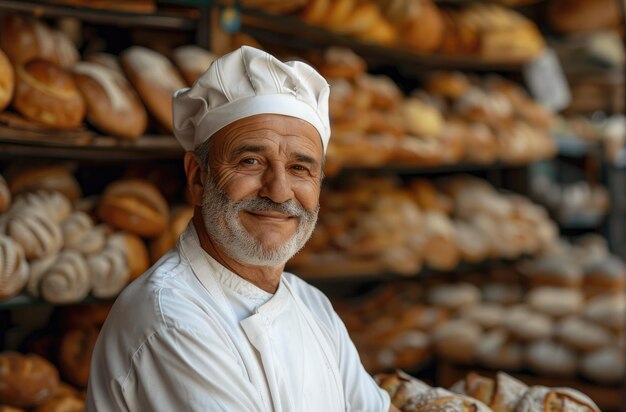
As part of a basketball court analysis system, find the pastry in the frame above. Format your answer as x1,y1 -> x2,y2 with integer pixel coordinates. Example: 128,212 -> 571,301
120,46 -> 186,132
97,179 -> 169,238
526,340 -> 577,377
107,232 -> 149,281
171,45 -> 217,86
401,98 -> 444,138
150,206 -> 193,263
425,72 -> 470,100
13,59 -> 85,129
88,247 -> 130,298
40,251 -> 91,304
0,48 -> 14,112
12,191 -> 72,224
0,352 -> 59,408
59,327 -> 99,388
72,62 -> 147,139
0,235 -> 29,300
1,211 -> 63,260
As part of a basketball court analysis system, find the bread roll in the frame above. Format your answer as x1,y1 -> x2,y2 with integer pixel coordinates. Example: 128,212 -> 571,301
72,62 -> 147,139
108,232 -> 149,280
0,14 -> 56,65
521,256 -> 583,289
300,0 -> 330,25
404,387 -> 491,412
421,211 -> 459,271
555,316 -> 611,352
171,45 -> 217,86
454,221 -> 491,263
0,235 -> 29,300
547,0 -> 620,34
428,283 -> 480,311
0,352 -> 59,408
401,98 -> 444,138
481,282 -> 523,306
61,212 -> 107,255
88,247 -> 130,298
584,293 -> 625,331
461,303 -> 505,329
98,179 -> 169,238
505,305 -> 552,341
375,370 -> 430,409
526,340 -> 577,377
583,256 -> 626,296
1,212 -> 63,260
0,48 -> 14,112
432,320 -> 481,364
59,327 -> 99,388
12,191 -> 72,224
319,47 -> 366,80
451,371 -> 528,412
401,0 -> 445,53
150,206 -> 193,263
527,287 -> 584,318
40,251 -> 91,304
477,329 -> 524,370
13,59 -> 85,129
120,46 -> 186,132
27,254 -> 58,298
425,72 -> 470,100
517,385 -> 600,412
6,166 -> 81,202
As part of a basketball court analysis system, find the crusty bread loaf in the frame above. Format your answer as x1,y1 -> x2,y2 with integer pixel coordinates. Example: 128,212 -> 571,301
88,247 -> 129,298
547,0 -> 620,35
6,165 -> 82,202
0,352 -> 59,408
432,319 -> 481,364
149,206 -> 193,263
517,385 -> 600,412
27,254 -> 58,298
13,59 -> 85,129
120,46 -> 186,132
450,371 -> 529,412
98,179 -> 169,238
0,235 -> 29,300
404,387 -> 492,412
0,48 -> 14,112
1,211 -> 63,260
171,45 -> 217,86
72,62 -> 147,139
40,251 -> 91,304
319,47 -> 366,80
85,53 -> 124,75
555,316 -> 611,352
59,327 -> 99,388
0,14 -> 56,65
12,191 -> 72,224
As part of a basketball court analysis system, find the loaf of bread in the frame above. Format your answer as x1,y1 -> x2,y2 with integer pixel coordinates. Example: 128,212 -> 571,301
403,387 -> 492,412
505,305 -> 553,341
88,247 -> 130,298
98,179 -> 169,238
150,206 -> 193,263
27,254 -> 58,298
555,316 -> 611,352
61,212 -> 107,255
580,346 -> 624,384
375,370 -> 430,410
72,62 -> 147,139
319,47 -> 366,80
583,256 -> 626,296
13,59 -> 85,129
171,45 -> 217,86
0,235 -> 29,300
120,46 -> 186,132
476,329 -> 524,371
547,0 -> 620,34
527,287 -> 583,318
526,340 -> 577,377
6,165 -> 82,202
0,352 -> 59,408
40,251 -> 91,304
584,293 -> 625,331
85,53 -> 124,75
432,320 -> 481,364
59,327 -> 99,388
450,371 -> 528,412
12,191 -> 72,224
107,232 -> 149,280
0,14 -> 56,65
1,211 -> 63,260
517,386 -> 600,412
0,48 -> 14,112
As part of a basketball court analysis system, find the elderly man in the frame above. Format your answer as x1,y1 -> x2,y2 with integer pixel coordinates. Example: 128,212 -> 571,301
87,46 -> 399,412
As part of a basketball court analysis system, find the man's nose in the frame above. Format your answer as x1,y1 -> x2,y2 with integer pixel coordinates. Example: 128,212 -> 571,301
259,164 -> 292,204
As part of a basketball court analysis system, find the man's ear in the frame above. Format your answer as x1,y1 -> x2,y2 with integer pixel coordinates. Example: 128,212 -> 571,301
183,152 -> 205,207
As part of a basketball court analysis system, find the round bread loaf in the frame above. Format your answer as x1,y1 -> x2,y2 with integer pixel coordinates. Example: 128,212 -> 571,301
404,387 -> 492,412
120,46 -> 185,132
6,165 -> 82,202
527,287 -> 584,318
108,232 -> 149,280
150,206 -> 193,263
584,293 -> 625,331
0,48 -> 14,112
526,340 -> 577,377
319,47 -> 366,80
0,14 -> 56,65
432,319 -> 481,364
461,303 -> 505,330
88,247 -> 129,298
13,59 -> 85,129
72,62 -> 147,139
171,45 -> 217,86
85,52 -> 125,76
580,346 -> 624,384
0,235 -> 29,300
12,191 -> 72,224
476,328 -> 524,371
505,305 -> 553,341
98,179 -> 169,238
0,352 -> 59,408
428,282 -> 480,311
555,316 -> 612,352
27,254 -> 58,298
2,211 -> 63,260
61,212 -> 93,250
59,327 -> 99,388
40,251 -> 91,304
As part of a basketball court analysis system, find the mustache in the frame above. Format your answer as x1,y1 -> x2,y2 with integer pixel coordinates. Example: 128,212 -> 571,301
233,197 -> 315,218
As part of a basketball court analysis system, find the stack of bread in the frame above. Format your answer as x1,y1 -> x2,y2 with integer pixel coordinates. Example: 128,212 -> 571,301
0,164 -> 193,303
297,1 -> 544,62
318,48 -> 556,175
376,369 -> 601,412
290,175 -> 559,275
0,13 -> 218,140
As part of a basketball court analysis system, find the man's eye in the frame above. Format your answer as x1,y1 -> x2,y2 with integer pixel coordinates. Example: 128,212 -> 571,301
241,158 -> 258,165
292,164 -> 308,172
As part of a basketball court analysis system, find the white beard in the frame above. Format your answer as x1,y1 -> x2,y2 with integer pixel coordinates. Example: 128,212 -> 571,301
201,177 -> 319,267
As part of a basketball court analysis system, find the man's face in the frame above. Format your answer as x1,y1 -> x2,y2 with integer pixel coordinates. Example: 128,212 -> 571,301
200,114 -> 324,267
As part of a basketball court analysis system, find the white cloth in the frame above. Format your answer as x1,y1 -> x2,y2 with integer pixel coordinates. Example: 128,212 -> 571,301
172,46 -> 331,154
86,224 -> 389,411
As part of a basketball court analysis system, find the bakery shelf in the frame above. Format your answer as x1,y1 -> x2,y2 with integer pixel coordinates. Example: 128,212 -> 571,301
0,135 -> 184,161
0,0 -> 197,30
233,5 -> 529,72
340,161 -> 533,176
436,361 -> 624,412
0,294 -> 112,310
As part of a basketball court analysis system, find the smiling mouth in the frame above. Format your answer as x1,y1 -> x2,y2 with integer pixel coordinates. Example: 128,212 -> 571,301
245,210 -> 295,221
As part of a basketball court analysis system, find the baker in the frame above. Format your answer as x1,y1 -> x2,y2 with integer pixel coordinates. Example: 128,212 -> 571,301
86,46 -> 398,411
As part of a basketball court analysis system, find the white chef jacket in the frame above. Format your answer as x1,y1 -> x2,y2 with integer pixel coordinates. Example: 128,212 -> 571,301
86,224 -> 390,411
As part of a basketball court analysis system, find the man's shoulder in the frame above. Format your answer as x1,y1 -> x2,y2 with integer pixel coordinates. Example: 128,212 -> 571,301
283,272 -> 335,318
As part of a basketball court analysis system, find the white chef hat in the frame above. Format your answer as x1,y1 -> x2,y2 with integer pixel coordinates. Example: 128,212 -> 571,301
172,46 -> 331,154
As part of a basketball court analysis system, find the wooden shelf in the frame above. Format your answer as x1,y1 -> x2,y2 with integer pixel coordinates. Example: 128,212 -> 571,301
0,0 -> 197,29
0,294 -> 113,310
